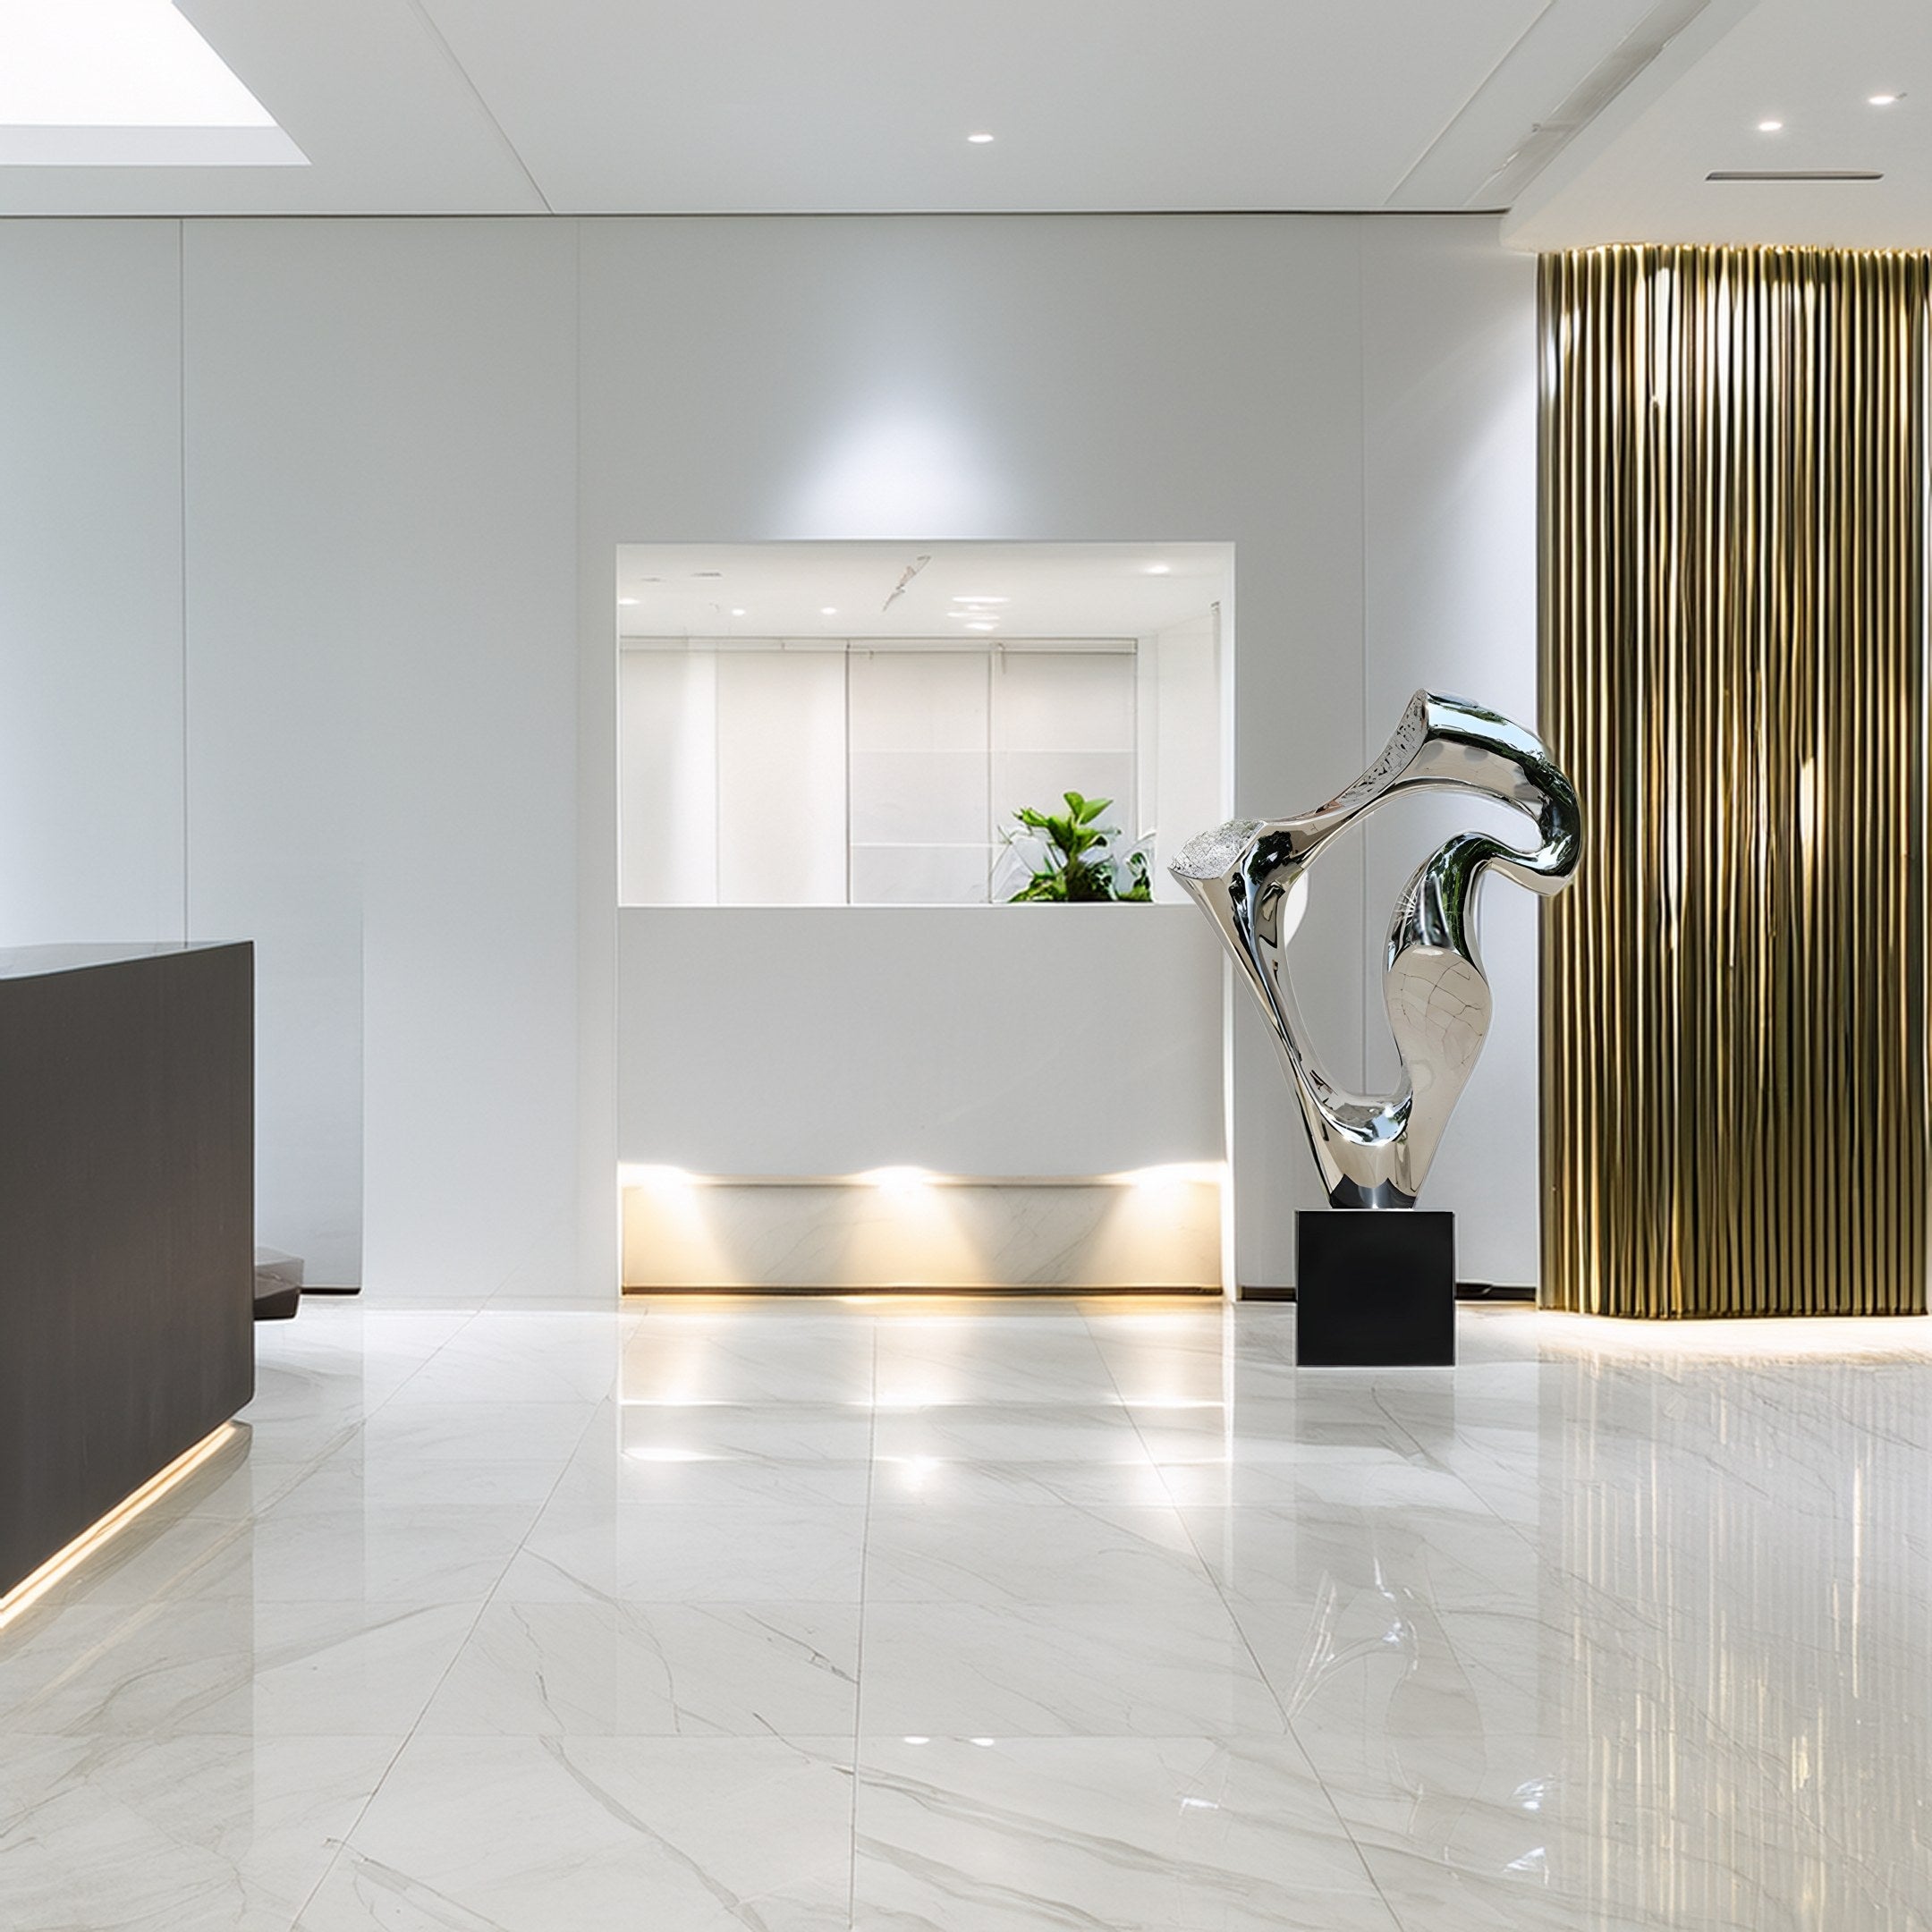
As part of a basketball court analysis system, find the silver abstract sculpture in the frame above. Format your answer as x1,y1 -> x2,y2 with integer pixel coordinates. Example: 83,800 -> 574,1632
1172,691 -> 1580,1209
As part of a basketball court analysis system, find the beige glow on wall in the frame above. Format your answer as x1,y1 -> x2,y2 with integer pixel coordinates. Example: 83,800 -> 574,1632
619,1166 -> 1225,1292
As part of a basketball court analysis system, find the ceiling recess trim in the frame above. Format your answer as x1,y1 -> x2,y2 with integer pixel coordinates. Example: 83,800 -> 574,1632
1705,171 -> 1885,183
1477,0 -> 1717,208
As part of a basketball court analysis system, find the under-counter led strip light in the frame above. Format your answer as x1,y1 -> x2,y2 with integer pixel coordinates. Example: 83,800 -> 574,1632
0,1421 -> 242,1633
617,1163 -> 1226,1190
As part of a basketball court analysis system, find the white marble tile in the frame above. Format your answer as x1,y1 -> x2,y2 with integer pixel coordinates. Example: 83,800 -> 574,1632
395,1343 -> 617,1407
874,1318 -> 1119,1406
13,1296 -> 1932,1932
870,1453 -> 1176,1508
852,1736 -> 1397,1930
38,1510 -> 259,1608
147,1504 -> 541,1606
145,1436 -> 316,1524
0,1732 -> 402,1932
1323,1738 -> 1921,1932
863,1502 -> 1221,1609
871,1402 -> 1152,1466
506,1502 -> 869,1604
857,1598 -> 1285,1739
1177,1492 -> 1533,1610
618,1401 -> 877,1465
1,1598 -> 477,1737
418,1600 -> 860,1737
275,1452 -> 569,1514
554,1448 -> 877,1509
229,1414 -> 368,1470
620,1322 -> 877,1406
295,1735 -> 855,1932
1131,1394 -> 1434,1468
355,1397 -> 601,1465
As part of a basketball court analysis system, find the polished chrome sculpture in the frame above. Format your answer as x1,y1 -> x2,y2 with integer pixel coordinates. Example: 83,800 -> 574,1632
1172,691 -> 1580,1208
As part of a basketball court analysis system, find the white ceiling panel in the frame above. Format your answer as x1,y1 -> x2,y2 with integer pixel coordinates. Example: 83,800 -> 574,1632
0,0 -> 547,214
1509,0 -> 1932,248
615,542 -> 1229,641
0,0 -> 1923,248
416,0 -> 1549,213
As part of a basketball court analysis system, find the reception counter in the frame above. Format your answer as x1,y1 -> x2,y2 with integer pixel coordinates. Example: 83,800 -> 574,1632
0,942 -> 254,1598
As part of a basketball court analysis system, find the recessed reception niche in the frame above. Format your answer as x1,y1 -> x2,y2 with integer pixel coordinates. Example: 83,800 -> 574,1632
617,542 -> 1225,908
615,542 -> 1233,1292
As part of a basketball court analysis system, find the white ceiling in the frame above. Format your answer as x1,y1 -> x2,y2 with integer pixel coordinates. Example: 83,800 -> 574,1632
1509,0 -> 1932,249
615,542 -> 1229,641
0,0 -> 1926,246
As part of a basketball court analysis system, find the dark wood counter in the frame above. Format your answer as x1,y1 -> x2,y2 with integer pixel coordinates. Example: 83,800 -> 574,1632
0,942 -> 254,1597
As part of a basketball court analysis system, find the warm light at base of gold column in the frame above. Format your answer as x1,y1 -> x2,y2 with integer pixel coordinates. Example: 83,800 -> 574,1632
0,1421 -> 244,1632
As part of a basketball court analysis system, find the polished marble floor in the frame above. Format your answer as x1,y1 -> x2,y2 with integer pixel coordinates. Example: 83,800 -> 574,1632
4,1294 -> 1930,1930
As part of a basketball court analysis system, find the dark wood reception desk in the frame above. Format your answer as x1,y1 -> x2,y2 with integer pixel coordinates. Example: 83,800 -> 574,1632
0,942 -> 254,1599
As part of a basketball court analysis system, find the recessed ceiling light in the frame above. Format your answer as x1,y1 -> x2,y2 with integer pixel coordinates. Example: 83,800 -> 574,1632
730,607 -> 747,617
967,622 -> 996,632
967,132 -> 995,144
820,606 -> 838,616
1146,563 -> 1172,575
1758,118 -> 1784,132
617,597 -> 640,606
1868,92 -> 1902,106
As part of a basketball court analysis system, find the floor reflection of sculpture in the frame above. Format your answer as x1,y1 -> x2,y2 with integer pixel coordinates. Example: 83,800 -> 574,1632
1172,690 -> 1580,1209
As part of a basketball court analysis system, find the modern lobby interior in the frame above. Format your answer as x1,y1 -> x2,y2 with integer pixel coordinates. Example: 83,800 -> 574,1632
4,3 -> 1931,1928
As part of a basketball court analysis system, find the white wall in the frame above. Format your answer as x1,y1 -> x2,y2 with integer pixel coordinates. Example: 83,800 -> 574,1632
1144,611 -> 1221,901
0,211 -> 1538,1297
182,220 -> 580,1292
1360,219 -> 1541,1284
0,223 -> 183,949
620,905 -> 1224,1175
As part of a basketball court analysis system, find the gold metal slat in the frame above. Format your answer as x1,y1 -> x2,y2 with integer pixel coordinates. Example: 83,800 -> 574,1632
1539,246 -> 1930,1318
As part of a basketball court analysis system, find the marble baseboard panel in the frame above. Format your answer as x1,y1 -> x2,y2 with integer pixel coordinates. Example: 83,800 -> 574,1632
621,1177 -> 1222,1291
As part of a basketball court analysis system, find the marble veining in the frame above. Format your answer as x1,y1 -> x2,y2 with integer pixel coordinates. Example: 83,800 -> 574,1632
2,1296 -> 1929,1928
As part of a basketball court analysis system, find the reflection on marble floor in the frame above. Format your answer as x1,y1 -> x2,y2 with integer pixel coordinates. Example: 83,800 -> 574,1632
3,1298 -> 1930,1929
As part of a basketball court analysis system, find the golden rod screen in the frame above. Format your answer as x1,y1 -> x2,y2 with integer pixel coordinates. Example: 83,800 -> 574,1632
1540,245 -> 1931,1318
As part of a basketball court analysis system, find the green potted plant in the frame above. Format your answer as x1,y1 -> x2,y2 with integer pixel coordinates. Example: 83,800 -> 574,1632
999,792 -> 1153,902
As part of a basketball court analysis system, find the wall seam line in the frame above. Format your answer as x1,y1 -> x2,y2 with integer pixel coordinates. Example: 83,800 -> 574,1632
1358,219 -> 1372,1097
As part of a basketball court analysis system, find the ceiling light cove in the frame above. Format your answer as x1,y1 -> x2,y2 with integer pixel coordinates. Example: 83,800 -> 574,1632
1868,93 -> 1902,106
967,132 -> 996,145
1757,118 -> 1784,132
0,0 -> 305,167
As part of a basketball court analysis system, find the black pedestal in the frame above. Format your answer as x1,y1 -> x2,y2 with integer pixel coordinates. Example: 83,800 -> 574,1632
1294,1210 -> 1455,1367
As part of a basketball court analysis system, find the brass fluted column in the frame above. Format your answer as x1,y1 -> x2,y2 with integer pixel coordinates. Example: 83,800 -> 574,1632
1540,245 -> 1932,1317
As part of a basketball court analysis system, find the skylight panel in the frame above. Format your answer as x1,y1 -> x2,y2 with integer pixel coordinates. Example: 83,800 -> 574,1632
0,0 -> 306,165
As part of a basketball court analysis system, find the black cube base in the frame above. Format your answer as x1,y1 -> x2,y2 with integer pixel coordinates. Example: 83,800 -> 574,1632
1294,1210 -> 1455,1367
